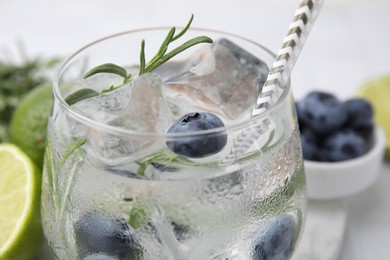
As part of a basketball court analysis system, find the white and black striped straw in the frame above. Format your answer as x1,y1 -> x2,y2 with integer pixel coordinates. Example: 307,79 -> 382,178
252,0 -> 324,116
220,0 -> 324,165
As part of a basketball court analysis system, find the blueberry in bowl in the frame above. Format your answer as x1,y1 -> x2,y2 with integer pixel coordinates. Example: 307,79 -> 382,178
343,98 -> 374,129
296,91 -> 348,135
321,129 -> 367,162
296,91 -> 377,162
296,91 -> 386,200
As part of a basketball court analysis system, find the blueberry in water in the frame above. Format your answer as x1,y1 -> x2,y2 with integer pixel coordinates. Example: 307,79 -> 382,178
343,98 -> 374,129
74,212 -> 143,259
252,215 -> 296,260
166,112 -> 227,158
299,91 -> 348,134
171,221 -> 192,242
323,129 -> 367,161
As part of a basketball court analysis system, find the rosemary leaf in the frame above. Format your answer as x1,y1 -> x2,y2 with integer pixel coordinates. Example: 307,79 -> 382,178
171,14 -> 194,42
65,88 -> 99,105
83,63 -> 128,79
144,27 -> 175,68
156,27 -> 176,58
139,40 -> 146,75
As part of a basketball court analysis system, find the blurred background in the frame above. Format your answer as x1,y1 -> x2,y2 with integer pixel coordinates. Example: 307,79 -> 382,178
1,0 -> 389,99
1,0 -> 389,259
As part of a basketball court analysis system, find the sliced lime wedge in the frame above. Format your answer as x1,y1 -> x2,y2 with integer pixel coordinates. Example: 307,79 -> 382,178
0,143 -> 44,259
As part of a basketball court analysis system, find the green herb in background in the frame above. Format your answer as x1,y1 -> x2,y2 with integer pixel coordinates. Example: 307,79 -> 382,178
0,57 -> 59,142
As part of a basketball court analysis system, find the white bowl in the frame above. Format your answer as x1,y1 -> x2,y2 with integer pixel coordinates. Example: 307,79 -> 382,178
305,125 -> 386,200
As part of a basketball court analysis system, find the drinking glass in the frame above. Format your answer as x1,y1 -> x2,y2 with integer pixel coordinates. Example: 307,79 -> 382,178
41,28 -> 306,260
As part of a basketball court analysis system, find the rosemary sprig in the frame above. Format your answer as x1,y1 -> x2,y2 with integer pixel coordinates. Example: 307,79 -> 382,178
142,35 -> 211,74
62,14 -> 213,180
136,148 -> 199,176
81,14 -> 212,95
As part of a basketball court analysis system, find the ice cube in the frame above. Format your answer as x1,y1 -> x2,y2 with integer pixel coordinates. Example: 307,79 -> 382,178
121,72 -> 172,132
73,72 -> 172,132
71,73 -> 173,165
162,38 -> 270,121
71,77 -> 132,123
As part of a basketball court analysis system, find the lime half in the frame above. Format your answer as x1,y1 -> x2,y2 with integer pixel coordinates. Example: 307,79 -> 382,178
0,143 -> 44,259
10,82 -> 53,169
357,75 -> 390,159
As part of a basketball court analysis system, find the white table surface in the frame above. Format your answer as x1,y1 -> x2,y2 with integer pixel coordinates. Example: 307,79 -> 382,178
2,0 -> 390,259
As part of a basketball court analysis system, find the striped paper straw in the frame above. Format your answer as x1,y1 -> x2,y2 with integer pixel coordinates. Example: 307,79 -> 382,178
220,0 -> 324,165
253,0 -> 324,116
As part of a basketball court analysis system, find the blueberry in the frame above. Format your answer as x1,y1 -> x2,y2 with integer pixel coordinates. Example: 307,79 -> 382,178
300,129 -> 321,161
171,221 -> 192,242
252,215 -> 296,260
343,98 -> 374,129
166,112 -> 227,158
298,91 -> 348,135
322,129 -> 367,162
74,212 -> 143,259
294,101 -> 306,131
354,124 -> 374,142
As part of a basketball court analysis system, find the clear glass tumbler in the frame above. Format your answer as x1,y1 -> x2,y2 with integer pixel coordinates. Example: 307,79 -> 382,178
41,28 -> 306,260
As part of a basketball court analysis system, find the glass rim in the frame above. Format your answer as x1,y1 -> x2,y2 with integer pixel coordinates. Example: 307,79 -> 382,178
52,27 -> 291,138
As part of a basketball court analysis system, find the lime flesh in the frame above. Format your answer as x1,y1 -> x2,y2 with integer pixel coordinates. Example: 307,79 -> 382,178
0,143 -> 44,259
